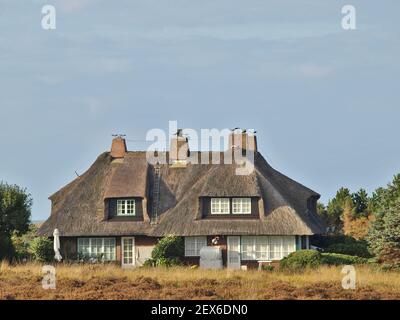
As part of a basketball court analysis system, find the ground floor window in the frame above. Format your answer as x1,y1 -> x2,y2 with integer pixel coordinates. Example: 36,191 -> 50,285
241,236 -> 296,261
77,238 -> 116,261
184,236 -> 207,256
122,237 -> 134,266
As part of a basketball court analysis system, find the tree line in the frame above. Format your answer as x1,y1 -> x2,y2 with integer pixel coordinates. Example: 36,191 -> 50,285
0,182 -> 52,262
1,173 -> 400,266
317,174 -> 400,266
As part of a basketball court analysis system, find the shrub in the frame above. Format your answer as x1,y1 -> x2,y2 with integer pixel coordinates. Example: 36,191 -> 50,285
142,258 -> 156,267
325,242 -> 372,258
0,234 -> 14,261
143,257 -> 182,268
261,265 -> 275,272
150,236 -> 184,267
312,234 -> 372,258
321,253 -> 368,265
280,250 -> 322,270
76,252 -> 104,263
280,250 -> 369,271
28,237 -> 53,262
155,257 -> 182,267
11,224 -> 38,261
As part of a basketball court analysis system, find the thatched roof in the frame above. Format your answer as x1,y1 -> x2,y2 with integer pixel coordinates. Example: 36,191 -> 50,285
104,154 -> 148,198
199,164 -> 261,197
38,150 -> 325,237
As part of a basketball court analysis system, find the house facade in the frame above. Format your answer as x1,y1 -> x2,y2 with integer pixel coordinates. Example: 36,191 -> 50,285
38,130 -> 325,269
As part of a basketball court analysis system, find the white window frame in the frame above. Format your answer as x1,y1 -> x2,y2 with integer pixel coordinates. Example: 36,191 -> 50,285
184,236 -> 207,257
232,198 -> 252,214
240,236 -> 296,261
77,238 -> 116,261
117,199 -> 136,216
211,198 -> 230,215
121,237 -> 135,267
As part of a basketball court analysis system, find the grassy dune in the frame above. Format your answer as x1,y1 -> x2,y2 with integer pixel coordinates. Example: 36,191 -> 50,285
1,261 -> 400,300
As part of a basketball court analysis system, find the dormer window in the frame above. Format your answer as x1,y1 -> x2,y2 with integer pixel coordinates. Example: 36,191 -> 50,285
211,198 -> 230,214
232,198 -> 251,214
117,199 -> 136,216
209,197 -> 252,215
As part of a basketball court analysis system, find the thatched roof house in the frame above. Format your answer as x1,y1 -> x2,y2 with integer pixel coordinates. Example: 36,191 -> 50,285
38,130 -> 324,268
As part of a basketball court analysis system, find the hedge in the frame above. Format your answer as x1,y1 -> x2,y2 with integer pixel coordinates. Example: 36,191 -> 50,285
312,235 -> 372,258
324,243 -> 372,258
321,253 -> 369,265
280,250 -> 322,270
280,250 -> 369,270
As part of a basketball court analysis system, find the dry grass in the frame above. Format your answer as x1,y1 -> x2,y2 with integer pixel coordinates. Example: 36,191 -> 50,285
1,262 -> 400,300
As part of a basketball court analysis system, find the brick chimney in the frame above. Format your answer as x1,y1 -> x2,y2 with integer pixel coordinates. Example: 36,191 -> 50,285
170,129 -> 189,166
228,129 -> 257,153
110,137 -> 127,158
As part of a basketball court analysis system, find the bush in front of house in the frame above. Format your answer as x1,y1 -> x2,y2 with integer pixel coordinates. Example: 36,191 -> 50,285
321,253 -> 369,265
28,237 -> 54,262
312,234 -> 372,258
261,265 -> 275,272
145,235 -> 184,267
280,250 -> 369,271
144,257 -> 183,267
280,250 -> 322,270
324,242 -> 372,258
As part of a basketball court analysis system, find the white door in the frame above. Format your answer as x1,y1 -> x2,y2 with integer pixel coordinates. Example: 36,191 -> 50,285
122,237 -> 135,267
227,236 -> 241,269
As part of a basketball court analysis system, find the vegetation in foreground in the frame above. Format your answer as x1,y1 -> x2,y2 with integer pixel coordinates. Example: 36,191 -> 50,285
1,262 -> 400,300
1,170 -> 400,300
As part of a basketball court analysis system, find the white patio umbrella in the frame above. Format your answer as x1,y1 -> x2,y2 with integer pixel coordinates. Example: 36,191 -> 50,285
53,229 -> 62,262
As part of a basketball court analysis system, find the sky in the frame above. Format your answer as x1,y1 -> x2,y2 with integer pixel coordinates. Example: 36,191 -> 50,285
0,1 -> 399,221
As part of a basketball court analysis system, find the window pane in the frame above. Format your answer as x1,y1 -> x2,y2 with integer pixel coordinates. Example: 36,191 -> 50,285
185,236 -> 207,256
127,200 -> 135,214
211,198 -> 230,214
240,236 -> 294,261
117,200 -> 124,215
241,236 -> 256,260
232,198 -> 251,214
196,237 -> 207,255
77,238 -> 116,261
117,199 -> 136,216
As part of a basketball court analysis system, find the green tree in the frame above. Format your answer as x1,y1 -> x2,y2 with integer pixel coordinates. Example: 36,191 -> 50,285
326,187 -> 351,230
351,188 -> 369,217
0,182 -> 32,260
369,174 -> 400,213
367,198 -> 400,265
317,202 -> 327,217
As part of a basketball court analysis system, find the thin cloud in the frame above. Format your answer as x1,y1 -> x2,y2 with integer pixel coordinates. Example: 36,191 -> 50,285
57,0 -> 96,12
297,64 -> 335,78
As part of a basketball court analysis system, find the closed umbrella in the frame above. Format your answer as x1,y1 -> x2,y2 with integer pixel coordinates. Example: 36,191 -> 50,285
53,229 -> 62,262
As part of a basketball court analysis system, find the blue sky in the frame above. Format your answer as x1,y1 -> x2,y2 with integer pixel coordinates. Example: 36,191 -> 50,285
0,1 -> 399,220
